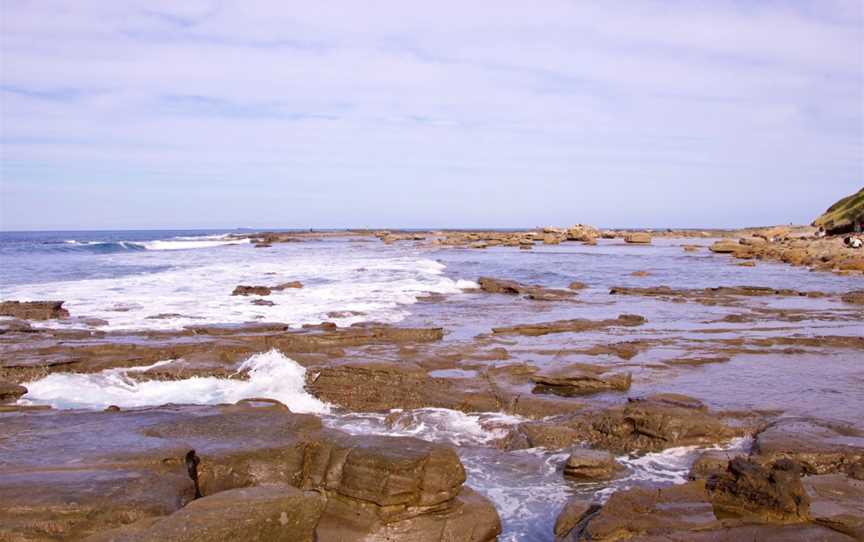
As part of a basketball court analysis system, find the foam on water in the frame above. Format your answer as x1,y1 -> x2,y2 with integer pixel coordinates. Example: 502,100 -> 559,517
19,349 -> 330,413
327,408 -> 524,446
3,244 -> 477,331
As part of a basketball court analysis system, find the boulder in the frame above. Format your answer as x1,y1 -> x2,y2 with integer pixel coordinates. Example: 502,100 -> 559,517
0,300 -> 69,320
563,449 -> 623,480
624,232 -> 651,244
0,382 -> 27,404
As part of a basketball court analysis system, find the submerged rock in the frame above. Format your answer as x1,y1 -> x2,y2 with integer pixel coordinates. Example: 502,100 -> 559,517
492,314 -> 645,336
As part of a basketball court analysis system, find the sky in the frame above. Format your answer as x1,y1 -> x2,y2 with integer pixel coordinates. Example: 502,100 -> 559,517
1,1 -> 862,230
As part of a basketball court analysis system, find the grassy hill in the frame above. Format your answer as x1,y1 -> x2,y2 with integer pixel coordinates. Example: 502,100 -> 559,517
813,187 -> 864,234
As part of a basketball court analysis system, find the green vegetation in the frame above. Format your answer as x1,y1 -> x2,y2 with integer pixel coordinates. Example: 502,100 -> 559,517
813,186 -> 864,233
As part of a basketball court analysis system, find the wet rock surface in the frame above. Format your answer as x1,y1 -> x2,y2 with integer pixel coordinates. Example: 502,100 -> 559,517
0,403 -> 501,542
0,300 -> 70,320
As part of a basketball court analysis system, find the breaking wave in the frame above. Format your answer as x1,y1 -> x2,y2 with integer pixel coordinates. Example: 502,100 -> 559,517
19,350 -> 330,414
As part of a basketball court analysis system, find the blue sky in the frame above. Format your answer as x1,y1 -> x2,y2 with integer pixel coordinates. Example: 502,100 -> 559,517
1,0 -> 862,230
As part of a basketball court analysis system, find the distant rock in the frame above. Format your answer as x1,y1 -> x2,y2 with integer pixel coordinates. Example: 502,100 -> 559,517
231,285 -> 272,296
624,232 -> 651,244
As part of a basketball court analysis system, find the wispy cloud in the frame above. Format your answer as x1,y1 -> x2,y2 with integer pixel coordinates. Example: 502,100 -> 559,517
1,0 -> 862,229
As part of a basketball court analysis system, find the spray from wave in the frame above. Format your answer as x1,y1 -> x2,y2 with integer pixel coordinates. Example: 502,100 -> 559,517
19,350 -> 330,413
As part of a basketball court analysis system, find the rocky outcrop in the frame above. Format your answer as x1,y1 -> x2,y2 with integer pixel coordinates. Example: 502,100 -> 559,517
707,458 -> 810,522
0,300 -> 69,320
752,418 -> 864,477
558,473 -> 855,541
813,187 -> 864,235
569,398 -> 740,453
491,314 -> 645,336
1,403 -> 501,542
476,277 -> 577,301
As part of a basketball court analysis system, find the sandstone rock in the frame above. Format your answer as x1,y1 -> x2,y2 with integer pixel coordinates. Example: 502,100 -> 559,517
532,364 -> 632,396
840,290 -> 864,304
563,449 -> 623,480
804,474 -> 864,540
0,382 -> 27,404
568,281 -> 587,290
574,479 -> 851,542
752,418 -> 864,477
707,458 -> 810,522
85,485 -> 326,542
571,401 -> 740,453
477,277 -> 577,301
0,404 -> 501,541
516,422 -> 583,449
624,232 -> 651,244
306,362 -> 499,413
0,300 -> 69,320
566,225 -> 599,243
492,314 -> 645,336
554,497 -> 599,541
709,240 -> 744,254
689,449 -> 745,480
231,285 -> 272,296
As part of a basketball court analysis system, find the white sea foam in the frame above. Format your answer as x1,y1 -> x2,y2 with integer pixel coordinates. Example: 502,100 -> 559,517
19,350 -> 330,413
5,242 -> 474,331
328,408 -> 523,446
138,238 -> 250,250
